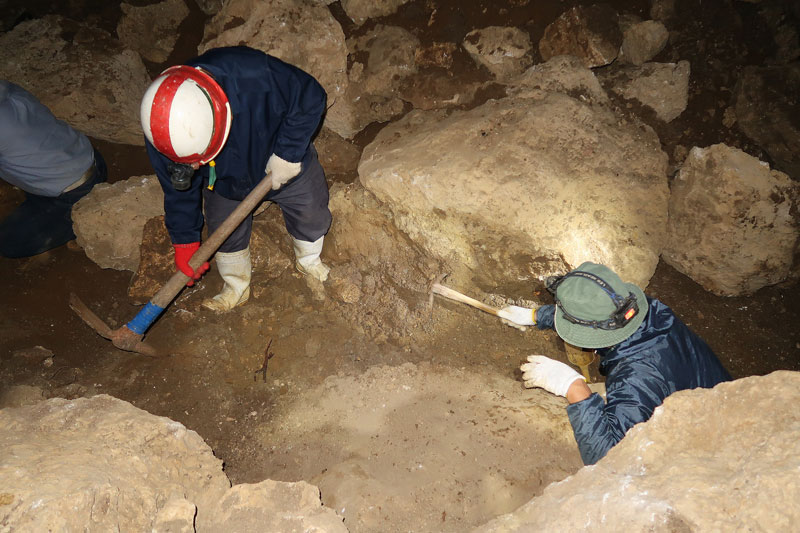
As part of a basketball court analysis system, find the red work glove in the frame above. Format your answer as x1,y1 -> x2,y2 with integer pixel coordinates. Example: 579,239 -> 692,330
173,242 -> 210,286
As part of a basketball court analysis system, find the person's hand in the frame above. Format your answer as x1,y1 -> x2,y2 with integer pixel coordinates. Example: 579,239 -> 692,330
173,242 -> 210,286
520,355 -> 585,397
266,154 -> 302,190
498,305 -> 536,327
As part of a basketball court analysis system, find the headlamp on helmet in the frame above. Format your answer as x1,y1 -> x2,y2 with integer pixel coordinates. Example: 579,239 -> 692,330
546,270 -> 639,331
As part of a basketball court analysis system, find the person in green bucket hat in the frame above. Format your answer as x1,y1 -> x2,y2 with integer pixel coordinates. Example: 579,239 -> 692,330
497,261 -> 732,465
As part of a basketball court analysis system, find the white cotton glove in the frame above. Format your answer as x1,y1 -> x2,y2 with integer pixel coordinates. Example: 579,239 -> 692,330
266,154 -> 301,190
520,355 -> 585,397
498,305 -> 536,326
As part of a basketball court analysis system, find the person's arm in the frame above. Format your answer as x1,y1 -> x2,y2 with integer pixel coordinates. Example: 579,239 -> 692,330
267,57 -> 327,164
566,359 -> 670,465
145,140 -> 204,244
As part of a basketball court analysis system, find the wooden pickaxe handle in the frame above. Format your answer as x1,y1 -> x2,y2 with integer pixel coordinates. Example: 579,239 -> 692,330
431,283 -> 501,317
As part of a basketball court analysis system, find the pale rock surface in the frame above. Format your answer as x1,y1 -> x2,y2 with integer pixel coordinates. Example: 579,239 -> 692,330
509,55 -> 609,105
261,362 -> 582,531
0,395 -> 231,531
0,16 -> 150,145
663,144 -> 799,296
473,371 -> 800,532
539,4 -> 622,68
199,0 -> 352,137
620,20 -> 669,65
72,175 -> 164,272
0,395 -> 346,532
117,0 -> 190,63
604,60 -> 690,122
734,63 -> 800,178
344,25 -> 419,132
202,480 -> 348,532
340,0 -> 411,26
462,26 -> 533,81
358,90 -> 669,288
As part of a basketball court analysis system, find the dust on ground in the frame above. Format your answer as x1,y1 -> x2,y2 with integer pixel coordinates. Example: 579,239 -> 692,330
1,0 -> 800,532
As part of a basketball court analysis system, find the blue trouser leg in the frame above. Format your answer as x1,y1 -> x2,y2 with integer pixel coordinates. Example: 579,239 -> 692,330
0,149 -> 107,258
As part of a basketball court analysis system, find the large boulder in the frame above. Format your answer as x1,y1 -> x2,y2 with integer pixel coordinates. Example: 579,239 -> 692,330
72,175 -> 164,272
0,395 -> 347,532
0,395 -> 230,531
620,20 -> 669,65
663,144 -> 800,296
734,63 -> 800,178
117,0 -> 190,64
539,4 -> 622,68
462,26 -> 533,81
358,90 -> 669,288
473,371 -> 800,532
509,55 -> 609,105
0,16 -> 151,145
603,61 -> 690,122
344,25 -> 420,133
199,0 -> 352,138
339,0 -> 411,26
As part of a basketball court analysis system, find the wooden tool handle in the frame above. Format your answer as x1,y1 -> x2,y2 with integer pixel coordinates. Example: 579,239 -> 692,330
431,283 -> 501,317
150,173 -> 273,309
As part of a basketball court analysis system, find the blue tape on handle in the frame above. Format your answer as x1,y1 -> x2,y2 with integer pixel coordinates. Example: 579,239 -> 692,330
126,302 -> 165,334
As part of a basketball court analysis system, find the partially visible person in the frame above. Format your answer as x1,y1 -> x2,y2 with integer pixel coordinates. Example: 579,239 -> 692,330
140,46 -> 331,312
498,261 -> 732,465
0,80 -> 107,258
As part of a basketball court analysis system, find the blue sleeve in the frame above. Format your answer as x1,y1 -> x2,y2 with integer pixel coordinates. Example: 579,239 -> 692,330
145,139 -> 204,244
535,304 -> 555,330
268,58 -> 327,163
566,358 -> 672,465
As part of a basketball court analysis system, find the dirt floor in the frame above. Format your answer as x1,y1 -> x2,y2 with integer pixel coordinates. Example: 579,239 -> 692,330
1,0 -> 799,531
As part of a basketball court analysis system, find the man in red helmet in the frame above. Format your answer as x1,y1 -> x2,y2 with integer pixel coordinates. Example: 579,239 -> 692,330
141,46 -> 331,312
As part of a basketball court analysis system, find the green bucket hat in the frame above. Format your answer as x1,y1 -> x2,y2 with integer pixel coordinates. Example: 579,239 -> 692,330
548,262 -> 648,349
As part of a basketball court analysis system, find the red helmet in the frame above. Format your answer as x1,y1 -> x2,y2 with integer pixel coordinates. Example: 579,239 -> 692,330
140,65 -> 232,165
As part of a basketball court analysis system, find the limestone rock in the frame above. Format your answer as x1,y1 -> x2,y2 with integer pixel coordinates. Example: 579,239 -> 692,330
539,4 -> 622,68
344,25 -> 419,132
663,144 -> 799,296
0,395 -> 231,531
620,20 -> 669,65
462,26 -> 533,81
199,0 -> 351,138
473,371 -> 800,532
0,395 -> 346,532
605,60 -> 690,122
734,63 -> 800,178
358,91 -> 669,289
0,16 -> 151,145
72,175 -> 164,272
509,55 -> 609,104
118,0 -> 190,63
201,480 -> 348,532
339,0 -> 411,26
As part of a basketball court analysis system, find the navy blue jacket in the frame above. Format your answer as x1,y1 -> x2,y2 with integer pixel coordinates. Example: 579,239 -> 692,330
535,297 -> 731,465
145,47 -> 327,244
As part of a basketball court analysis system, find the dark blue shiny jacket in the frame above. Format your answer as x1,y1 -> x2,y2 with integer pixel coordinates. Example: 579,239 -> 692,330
145,47 -> 327,244
535,297 -> 731,465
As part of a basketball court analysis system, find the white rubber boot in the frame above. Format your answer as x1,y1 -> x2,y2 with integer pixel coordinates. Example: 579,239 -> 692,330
292,235 -> 330,282
202,247 -> 251,312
